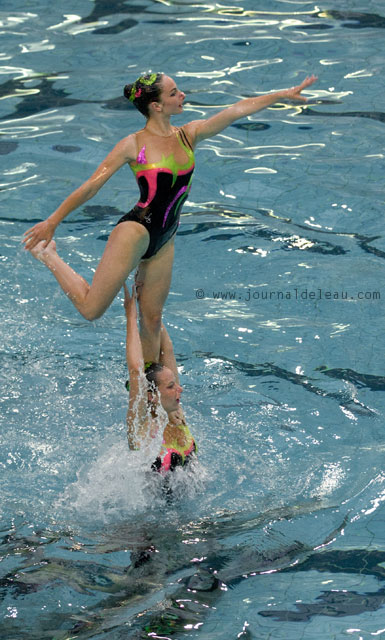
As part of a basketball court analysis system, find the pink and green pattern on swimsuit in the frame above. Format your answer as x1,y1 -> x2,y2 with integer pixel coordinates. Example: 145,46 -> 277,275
157,423 -> 196,473
130,130 -> 195,227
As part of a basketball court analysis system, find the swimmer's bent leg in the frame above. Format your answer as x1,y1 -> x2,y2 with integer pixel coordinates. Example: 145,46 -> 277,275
31,222 -> 150,320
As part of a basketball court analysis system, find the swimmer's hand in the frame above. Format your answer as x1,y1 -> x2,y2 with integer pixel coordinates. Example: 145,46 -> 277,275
123,283 -> 138,321
169,407 -> 186,426
282,75 -> 318,102
23,218 -> 57,251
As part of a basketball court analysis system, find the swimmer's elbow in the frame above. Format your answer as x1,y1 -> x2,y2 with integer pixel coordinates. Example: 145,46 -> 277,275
75,180 -> 99,203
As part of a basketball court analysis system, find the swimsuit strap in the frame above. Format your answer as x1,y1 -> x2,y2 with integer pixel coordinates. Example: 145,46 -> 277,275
176,127 -> 194,155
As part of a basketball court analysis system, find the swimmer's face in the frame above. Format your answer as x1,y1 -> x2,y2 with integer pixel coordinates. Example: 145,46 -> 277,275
158,75 -> 185,114
156,366 -> 183,413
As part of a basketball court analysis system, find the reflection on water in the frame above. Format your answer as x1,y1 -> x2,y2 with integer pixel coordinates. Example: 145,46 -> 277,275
1,0 -> 385,638
0,500 -> 349,639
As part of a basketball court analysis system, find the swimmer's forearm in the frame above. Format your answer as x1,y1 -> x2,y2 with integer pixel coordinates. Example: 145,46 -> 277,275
126,318 -> 144,372
192,94 -> 285,143
192,75 -> 317,143
126,412 -> 150,449
124,285 -> 151,442
159,324 -> 179,383
124,283 -> 144,386
230,75 -> 317,121
198,91 -> 292,137
232,91 -> 289,117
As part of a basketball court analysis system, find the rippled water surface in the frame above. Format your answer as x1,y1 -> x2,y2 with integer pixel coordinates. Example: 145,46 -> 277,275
1,1 -> 385,638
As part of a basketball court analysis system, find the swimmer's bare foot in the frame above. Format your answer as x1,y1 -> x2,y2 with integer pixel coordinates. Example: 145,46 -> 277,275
28,239 -> 57,264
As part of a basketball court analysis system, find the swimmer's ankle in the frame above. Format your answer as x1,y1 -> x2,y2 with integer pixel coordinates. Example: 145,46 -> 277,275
30,240 -> 57,264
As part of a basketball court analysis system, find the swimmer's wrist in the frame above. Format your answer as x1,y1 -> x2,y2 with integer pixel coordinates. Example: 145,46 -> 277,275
268,89 -> 287,102
48,213 -> 62,228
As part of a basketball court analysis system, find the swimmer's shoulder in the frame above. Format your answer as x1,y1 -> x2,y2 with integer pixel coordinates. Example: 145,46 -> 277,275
181,120 -> 203,149
112,131 -> 143,164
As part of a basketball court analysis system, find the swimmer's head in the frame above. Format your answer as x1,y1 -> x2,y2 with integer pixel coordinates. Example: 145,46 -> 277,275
144,362 -> 164,390
126,362 -> 182,413
124,72 -> 164,117
152,365 -> 183,414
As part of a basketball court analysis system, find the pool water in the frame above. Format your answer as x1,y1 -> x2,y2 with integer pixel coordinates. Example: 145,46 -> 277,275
1,1 -> 385,638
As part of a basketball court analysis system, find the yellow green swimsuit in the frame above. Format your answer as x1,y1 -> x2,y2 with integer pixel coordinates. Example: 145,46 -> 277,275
117,127 -> 195,259
151,423 -> 197,474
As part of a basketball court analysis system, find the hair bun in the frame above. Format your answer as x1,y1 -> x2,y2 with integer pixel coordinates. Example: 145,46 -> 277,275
124,84 -> 133,100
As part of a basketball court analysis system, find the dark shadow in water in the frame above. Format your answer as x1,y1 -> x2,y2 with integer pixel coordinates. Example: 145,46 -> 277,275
92,17 -> 137,35
316,366 -> 385,392
232,41 -> 253,46
231,122 -> 271,132
1,205 -> 124,225
259,547 -> 385,621
52,145 -> 82,154
0,76 -> 94,121
0,141 -> 18,154
315,9 -> 385,29
82,205 -> 123,222
289,23 -> 334,31
180,207 -> 385,261
79,0 -> 143,25
0,73 -> 130,121
126,526 -> 385,635
179,220 -> 348,256
287,9 -> 385,32
212,5 -> 385,30
260,587 -> 385,621
79,0 -> 181,33
305,106 -> 385,125
356,236 -> 385,259
193,351 -> 376,417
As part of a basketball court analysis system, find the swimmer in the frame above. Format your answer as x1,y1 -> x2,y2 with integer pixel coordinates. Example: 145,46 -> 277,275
124,283 -> 196,474
24,72 -> 317,361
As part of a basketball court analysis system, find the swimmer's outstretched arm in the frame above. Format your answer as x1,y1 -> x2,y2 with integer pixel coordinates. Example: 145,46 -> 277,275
124,284 -> 150,449
159,324 -> 179,385
185,75 -> 317,144
23,135 -> 137,251
159,324 -> 187,425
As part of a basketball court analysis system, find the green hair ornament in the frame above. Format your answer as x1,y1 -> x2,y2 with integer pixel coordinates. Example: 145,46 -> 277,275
128,73 -> 159,102
139,73 -> 158,86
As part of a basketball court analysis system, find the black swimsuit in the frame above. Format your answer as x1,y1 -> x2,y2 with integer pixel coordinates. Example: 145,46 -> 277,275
117,128 -> 195,259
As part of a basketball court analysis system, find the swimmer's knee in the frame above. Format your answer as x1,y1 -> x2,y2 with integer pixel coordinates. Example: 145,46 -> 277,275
81,310 -> 100,322
80,304 -> 105,322
139,309 -> 162,333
